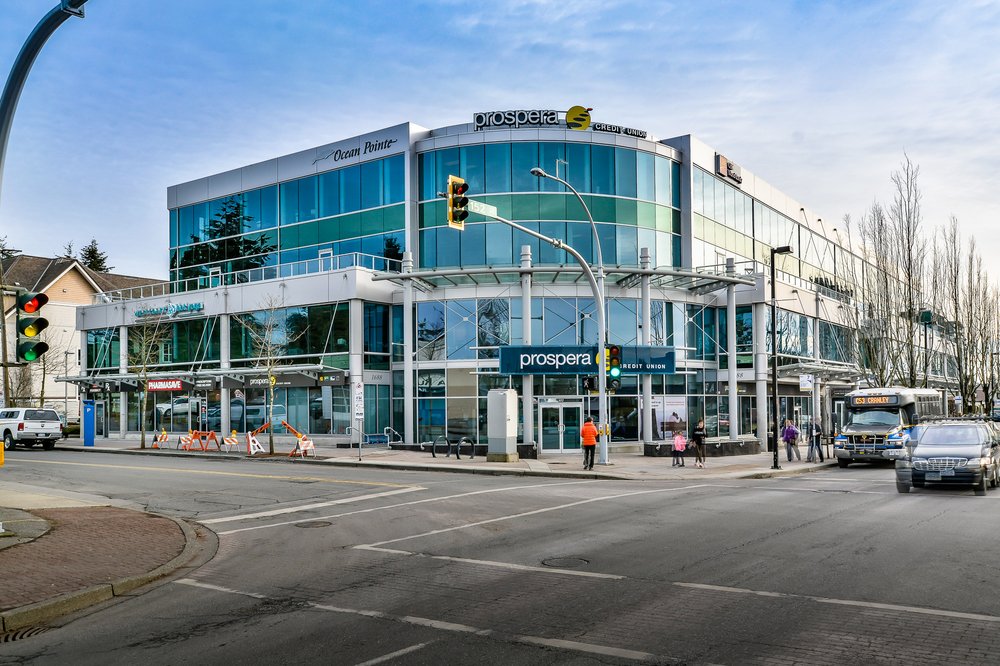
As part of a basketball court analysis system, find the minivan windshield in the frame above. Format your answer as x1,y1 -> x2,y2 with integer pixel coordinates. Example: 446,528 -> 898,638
845,409 -> 901,428
917,426 -> 986,446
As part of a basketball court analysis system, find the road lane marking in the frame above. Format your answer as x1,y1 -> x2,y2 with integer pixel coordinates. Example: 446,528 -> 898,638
354,642 -> 431,666
355,545 -> 625,579
675,582 -> 1000,622
216,480 -> 595,536
202,487 -> 425,523
8,459 -> 413,488
174,578 -> 661,662
361,484 -> 716,548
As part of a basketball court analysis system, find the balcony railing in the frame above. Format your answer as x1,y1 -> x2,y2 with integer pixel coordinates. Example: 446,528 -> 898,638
95,252 -> 401,303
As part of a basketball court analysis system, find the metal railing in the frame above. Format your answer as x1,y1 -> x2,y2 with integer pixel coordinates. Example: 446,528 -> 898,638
429,434 -> 475,459
94,252 -> 402,303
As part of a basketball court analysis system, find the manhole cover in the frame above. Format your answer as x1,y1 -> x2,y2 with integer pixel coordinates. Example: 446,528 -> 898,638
541,557 -> 589,568
294,521 -> 332,528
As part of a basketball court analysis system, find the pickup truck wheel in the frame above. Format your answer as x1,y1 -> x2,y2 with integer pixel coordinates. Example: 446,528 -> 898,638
837,458 -> 850,468
3,432 -> 12,451
42,440 -> 55,451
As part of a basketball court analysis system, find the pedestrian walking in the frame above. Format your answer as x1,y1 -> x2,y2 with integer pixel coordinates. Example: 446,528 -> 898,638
805,418 -> 824,462
691,419 -> 707,468
581,416 -> 598,471
782,418 -> 801,462
672,430 -> 687,467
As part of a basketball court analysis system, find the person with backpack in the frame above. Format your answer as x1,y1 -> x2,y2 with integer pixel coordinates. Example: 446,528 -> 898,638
805,418 -> 824,462
782,418 -> 801,462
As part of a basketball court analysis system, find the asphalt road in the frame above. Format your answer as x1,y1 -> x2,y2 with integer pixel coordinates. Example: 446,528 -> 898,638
3,451 -> 1000,665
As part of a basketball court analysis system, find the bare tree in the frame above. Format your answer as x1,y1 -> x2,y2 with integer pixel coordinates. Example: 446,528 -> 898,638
232,294 -> 306,454
127,319 -> 172,449
888,154 -> 927,388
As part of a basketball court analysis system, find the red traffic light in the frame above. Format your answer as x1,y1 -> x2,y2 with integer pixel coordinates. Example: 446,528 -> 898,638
452,181 -> 469,196
18,292 -> 48,314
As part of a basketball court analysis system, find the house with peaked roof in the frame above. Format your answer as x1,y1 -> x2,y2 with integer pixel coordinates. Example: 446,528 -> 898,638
1,253 -> 161,422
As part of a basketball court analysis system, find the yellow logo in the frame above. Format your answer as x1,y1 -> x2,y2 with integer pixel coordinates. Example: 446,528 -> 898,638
566,105 -> 593,131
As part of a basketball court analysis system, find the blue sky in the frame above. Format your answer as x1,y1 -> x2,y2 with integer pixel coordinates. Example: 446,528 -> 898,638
1,0 -> 998,278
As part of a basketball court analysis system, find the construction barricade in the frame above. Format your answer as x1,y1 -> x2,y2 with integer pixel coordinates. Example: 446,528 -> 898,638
222,430 -> 240,452
152,429 -> 169,449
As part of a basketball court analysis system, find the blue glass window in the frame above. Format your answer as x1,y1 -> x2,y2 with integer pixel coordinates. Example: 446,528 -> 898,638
609,299 -> 638,345
484,143 -> 511,193
597,223 -> 616,265
259,186 -> 278,229
511,143 -> 538,192
460,222 -> 486,266
616,224 -> 638,265
384,154 -> 404,204
565,143 -> 591,193
169,209 -> 178,247
671,161 -> 681,208
360,161 -> 382,210
420,228 -> 437,268
419,152 -> 436,202
446,300 -> 476,360
637,152 -> 655,202
437,227 -> 461,267
417,301 -> 445,361
300,175 -> 318,221
538,222 -> 567,264
460,145 -> 485,195
655,156 -> 672,206
591,145 -> 614,195
615,148 -> 637,199
485,222 -> 512,266
538,143 -> 566,192
340,165 -> 361,214
319,170 -> 340,217
544,298 -> 577,345
280,180 -> 299,225
434,148 -> 459,199
567,222 -> 594,265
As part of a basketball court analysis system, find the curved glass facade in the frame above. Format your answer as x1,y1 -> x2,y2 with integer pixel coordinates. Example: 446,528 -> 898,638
417,142 -> 681,269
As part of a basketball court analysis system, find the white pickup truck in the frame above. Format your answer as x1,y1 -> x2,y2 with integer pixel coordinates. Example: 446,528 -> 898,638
1,408 -> 63,450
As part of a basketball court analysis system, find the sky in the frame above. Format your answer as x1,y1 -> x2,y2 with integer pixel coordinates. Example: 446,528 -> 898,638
1,0 -> 998,279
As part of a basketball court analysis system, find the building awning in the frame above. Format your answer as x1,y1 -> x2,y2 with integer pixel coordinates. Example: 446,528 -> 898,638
776,361 -> 866,383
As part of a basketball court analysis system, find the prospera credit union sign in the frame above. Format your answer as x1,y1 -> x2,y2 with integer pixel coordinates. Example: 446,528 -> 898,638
473,105 -> 647,139
499,346 -> 676,375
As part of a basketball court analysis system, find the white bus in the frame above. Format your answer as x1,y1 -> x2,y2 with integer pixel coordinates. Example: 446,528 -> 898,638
834,387 -> 945,467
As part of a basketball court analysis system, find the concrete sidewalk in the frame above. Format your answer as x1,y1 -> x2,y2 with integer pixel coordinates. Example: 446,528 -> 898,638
0,438 -> 834,634
52,435 -> 838,481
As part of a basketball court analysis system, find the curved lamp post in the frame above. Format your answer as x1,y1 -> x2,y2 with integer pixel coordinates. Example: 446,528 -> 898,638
530,167 -> 610,465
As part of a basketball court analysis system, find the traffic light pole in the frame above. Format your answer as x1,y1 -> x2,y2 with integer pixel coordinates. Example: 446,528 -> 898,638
461,206 -> 608,462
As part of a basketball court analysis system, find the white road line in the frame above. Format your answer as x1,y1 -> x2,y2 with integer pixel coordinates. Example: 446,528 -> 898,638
174,579 -> 660,662
361,484 -> 716,548
201,487 -> 424,524
355,545 -> 624,579
675,582 -> 1000,623
353,642 -> 431,666
216,480 -> 594,536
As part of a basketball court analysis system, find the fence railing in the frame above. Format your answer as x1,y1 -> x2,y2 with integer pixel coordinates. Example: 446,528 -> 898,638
95,252 -> 402,303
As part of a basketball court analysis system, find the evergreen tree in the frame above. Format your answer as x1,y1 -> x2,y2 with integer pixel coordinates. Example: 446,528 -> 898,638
79,238 -> 113,272
0,235 -> 17,262
62,241 -> 75,259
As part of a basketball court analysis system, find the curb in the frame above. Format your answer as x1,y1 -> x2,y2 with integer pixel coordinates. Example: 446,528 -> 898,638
0,513 -> 210,633
740,461 -> 840,479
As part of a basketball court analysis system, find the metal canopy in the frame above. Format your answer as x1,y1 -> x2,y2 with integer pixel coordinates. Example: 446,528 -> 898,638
776,360 -> 865,383
375,265 -> 755,292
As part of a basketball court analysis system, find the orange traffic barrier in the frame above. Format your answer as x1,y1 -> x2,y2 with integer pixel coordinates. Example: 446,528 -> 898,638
152,429 -> 169,449
222,430 -> 240,452
177,430 -> 193,449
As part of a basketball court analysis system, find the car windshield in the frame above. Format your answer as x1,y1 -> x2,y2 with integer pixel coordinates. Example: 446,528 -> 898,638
917,426 -> 986,446
26,409 -> 60,421
846,409 -> 901,427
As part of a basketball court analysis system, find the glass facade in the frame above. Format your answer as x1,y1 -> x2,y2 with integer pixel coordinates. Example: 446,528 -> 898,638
418,143 -> 681,269
170,154 -> 405,284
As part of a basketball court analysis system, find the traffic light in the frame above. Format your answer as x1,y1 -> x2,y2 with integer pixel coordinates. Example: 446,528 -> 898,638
16,291 -> 50,363
446,175 -> 469,230
607,344 -> 622,392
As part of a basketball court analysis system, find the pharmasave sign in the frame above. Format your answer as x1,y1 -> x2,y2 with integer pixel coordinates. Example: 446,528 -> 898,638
135,302 -> 204,318
473,105 -> 647,139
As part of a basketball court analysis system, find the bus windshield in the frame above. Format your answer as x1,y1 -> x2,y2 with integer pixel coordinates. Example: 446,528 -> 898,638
846,409 -> 902,428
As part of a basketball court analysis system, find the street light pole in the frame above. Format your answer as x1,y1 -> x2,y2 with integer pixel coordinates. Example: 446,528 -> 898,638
530,167 -> 610,465
770,245 -> 793,470
63,349 -> 70,422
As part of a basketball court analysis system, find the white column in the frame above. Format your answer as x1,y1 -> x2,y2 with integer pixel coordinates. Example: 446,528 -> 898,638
520,245 -> 534,451
753,300 -> 769,448
219,313 -> 231,435
640,248 -> 652,446
726,258 -> 738,438
118,325 -> 128,437
403,252 -> 415,445
349,299 -> 365,445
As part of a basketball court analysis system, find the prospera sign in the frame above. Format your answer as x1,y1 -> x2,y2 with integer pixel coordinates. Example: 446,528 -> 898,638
473,105 -> 648,139
499,346 -> 676,375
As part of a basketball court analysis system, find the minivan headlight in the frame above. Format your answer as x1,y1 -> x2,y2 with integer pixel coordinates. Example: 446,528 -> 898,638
960,458 -> 981,468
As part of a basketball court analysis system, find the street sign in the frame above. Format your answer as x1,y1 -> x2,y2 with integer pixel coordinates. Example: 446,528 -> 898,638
353,381 -> 364,422
466,200 -> 497,217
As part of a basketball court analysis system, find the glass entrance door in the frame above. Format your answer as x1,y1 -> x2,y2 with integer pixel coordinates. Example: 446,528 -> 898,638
539,402 -> 583,451
95,401 -> 106,438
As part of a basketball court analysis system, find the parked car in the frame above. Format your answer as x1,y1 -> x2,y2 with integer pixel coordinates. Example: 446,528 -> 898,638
895,419 -> 1000,494
1,408 -> 63,450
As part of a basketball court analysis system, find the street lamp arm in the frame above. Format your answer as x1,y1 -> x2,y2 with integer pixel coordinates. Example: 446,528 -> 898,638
531,167 -> 604,271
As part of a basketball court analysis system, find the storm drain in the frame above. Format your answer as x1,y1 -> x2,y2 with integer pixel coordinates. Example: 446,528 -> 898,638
294,521 -> 332,528
541,557 -> 589,569
0,626 -> 50,642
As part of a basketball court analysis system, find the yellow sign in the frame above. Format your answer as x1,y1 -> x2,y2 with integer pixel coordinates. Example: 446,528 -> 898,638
566,105 -> 592,131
